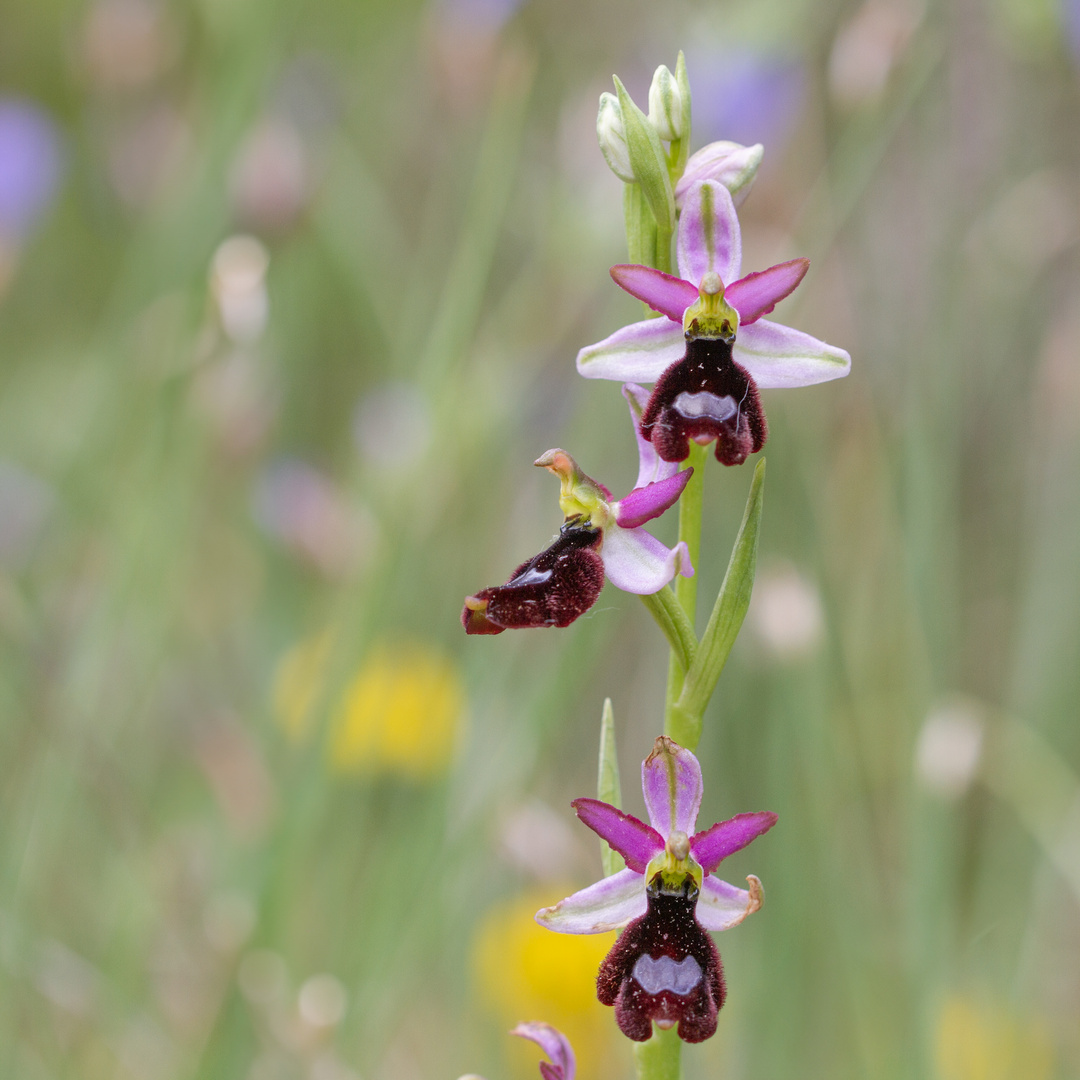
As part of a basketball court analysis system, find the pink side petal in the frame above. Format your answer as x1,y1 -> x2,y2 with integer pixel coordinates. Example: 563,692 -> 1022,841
676,180 -> 742,288
612,469 -> 692,529
511,1024 -> 576,1080
576,318 -> 685,382
609,264 -> 698,322
695,874 -> 763,932
690,811 -> 778,873
600,526 -> 692,595
534,867 -> 646,934
571,798 -> 665,872
733,318 -> 851,389
641,736 -> 703,838
623,383 -> 679,488
727,259 -> 809,326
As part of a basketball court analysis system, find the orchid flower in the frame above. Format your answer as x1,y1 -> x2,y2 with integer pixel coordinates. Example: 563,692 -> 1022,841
577,179 -> 850,465
536,737 -> 776,1043
460,1023 -> 575,1080
511,1023 -> 575,1080
462,386 -> 693,634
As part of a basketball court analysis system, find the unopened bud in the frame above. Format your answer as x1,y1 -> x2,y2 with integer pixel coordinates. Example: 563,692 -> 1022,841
647,64 -> 683,141
597,91 -> 634,183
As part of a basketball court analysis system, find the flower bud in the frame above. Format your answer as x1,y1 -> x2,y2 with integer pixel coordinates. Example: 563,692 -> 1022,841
596,91 -> 634,183
675,141 -> 764,209
647,64 -> 683,141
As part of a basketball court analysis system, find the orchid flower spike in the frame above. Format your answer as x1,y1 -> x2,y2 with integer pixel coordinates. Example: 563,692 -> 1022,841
577,179 -> 850,465
536,737 -> 777,1043
462,386 -> 694,634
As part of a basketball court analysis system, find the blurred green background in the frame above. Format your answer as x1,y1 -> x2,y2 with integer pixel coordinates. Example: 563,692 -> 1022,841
2,0 -> 1080,1077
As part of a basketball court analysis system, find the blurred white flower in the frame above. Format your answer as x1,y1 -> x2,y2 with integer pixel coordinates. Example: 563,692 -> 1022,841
211,235 -> 270,345
298,973 -> 347,1029
747,561 -> 825,661
915,698 -> 985,799
352,380 -> 432,469
828,0 -> 923,109
498,799 -> 589,881
81,0 -> 176,90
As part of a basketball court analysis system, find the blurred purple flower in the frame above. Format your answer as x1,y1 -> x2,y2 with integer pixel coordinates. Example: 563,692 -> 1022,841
431,0 -> 524,32
683,49 -> 805,150
1064,0 -> 1080,65
0,461 -> 55,569
0,98 -> 62,242
253,459 -> 372,579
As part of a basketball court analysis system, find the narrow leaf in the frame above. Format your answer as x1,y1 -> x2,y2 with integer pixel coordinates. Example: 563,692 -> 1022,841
598,698 -> 623,877
675,458 -> 766,730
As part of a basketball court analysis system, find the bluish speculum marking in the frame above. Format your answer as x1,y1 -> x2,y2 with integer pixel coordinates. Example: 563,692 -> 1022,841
672,391 -> 737,422
631,953 -> 703,996
509,566 -> 553,587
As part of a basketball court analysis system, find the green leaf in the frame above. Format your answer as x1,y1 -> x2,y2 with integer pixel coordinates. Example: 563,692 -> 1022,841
597,698 -> 623,877
671,458 -> 766,748
613,76 -> 675,234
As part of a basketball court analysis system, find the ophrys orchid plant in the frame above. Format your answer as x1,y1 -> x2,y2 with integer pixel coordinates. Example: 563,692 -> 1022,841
460,52 -> 849,1080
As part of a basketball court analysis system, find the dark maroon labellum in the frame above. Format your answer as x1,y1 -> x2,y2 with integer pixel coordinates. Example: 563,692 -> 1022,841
461,520 -> 604,634
640,335 -> 767,466
597,875 -> 725,1043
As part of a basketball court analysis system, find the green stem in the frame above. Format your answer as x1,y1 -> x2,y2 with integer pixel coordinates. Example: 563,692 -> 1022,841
639,587 -> 697,673
663,444 -> 707,747
634,1024 -> 682,1080
654,217 -> 673,275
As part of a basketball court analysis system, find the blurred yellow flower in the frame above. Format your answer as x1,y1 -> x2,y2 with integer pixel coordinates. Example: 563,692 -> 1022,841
936,995 -> 1053,1080
473,890 -> 619,1080
273,634 -> 465,778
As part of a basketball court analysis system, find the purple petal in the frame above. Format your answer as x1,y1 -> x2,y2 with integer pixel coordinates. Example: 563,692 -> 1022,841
690,811 -> 777,873
623,383 -> 679,488
641,736 -> 702,838
695,873 -> 763,932
576,318 -> 684,383
676,180 -> 741,288
572,798 -> 664,872
675,141 -> 764,210
511,1024 -> 576,1080
609,264 -> 698,322
727,259 -> 809,326
535,867 -> 646,933
600,526 -> 692,595
732,318 -> 851,389
612,469 -> 692,529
